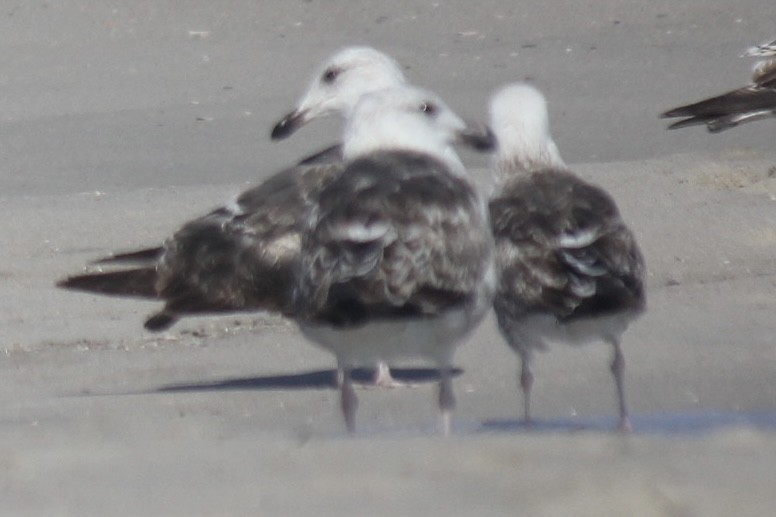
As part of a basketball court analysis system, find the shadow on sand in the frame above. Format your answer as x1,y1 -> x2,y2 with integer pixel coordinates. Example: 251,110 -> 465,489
482,410 -> 776,436
154,366 -> 463,393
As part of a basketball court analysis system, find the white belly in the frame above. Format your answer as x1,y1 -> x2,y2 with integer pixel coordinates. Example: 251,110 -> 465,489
499,310 -> 641,354
299,281 -> 494,368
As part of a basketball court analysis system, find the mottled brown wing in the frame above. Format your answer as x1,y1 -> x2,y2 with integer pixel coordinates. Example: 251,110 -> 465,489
299,151 -> 490,327
490,169 -> 645,321
155,152 -> 344,317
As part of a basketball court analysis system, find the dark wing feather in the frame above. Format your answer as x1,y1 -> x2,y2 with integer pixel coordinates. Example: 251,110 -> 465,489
155,158 -> 343,317
91,246 -> 164,266
661,85 -> 776,118
662,62 -> 776,132
57,268 -> 158,299
490,169 -> 645,322
299,151 -> 490,327
57,145 -> 344,327
296,144 -> 343,166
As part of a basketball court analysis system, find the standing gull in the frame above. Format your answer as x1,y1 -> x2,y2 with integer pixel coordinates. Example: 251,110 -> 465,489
271,46 -> 412,387
488,83 -> 646,431
57,47 -> 406,350
661,38 -> 776,132
295,86 -> 495,435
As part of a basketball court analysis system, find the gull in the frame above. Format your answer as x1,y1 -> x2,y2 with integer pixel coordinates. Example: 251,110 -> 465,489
661,38 -> 776,132
58,47 -> 406,383
271,46 -> 414,387
488,83 -> 646,431
56,47 -> 466,391
295,86 -> 496,435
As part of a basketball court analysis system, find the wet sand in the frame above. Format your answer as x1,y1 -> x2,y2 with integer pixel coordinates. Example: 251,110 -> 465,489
2,1 -> 776,515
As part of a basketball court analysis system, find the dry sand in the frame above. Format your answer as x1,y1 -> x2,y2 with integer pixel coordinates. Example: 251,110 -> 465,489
2,1 -> 776,515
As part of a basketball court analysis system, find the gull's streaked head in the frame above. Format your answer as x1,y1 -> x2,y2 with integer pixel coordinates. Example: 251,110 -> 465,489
489,82 -> 565,177
271,46 -> 407,140
342,86 -> 495,172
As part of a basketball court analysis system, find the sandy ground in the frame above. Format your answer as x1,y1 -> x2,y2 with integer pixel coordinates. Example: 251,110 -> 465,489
2,1 -> 776,515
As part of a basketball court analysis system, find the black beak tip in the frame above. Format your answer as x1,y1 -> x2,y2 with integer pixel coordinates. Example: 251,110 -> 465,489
462,126 -> 497,152
270,117 -> 293,140
270,110 -> 304,140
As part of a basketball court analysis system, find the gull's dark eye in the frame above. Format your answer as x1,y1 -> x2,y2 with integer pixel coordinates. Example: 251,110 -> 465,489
419,101 -> 437,116
322,67 -> 341,84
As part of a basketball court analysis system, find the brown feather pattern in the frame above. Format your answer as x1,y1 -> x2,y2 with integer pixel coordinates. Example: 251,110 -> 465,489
298,151 -> 491,328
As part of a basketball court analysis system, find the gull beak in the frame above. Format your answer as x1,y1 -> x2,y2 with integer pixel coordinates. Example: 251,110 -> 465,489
457,123 -> 497,153
270,108 -> 309,140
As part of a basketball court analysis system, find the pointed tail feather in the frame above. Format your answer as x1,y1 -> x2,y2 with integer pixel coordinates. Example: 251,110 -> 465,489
664,109 -> 774,132
665,116 -> 710,130
661,97 -> 733,120
57,268 -> 159,299
662,88 -> 776,119
91,246 -> 164,266
707,110 -> 775,132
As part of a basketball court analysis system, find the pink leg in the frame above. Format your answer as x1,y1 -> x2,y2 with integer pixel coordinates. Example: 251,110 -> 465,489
609,339 -> 632,432
519,355 -> 534,425
438,368 -> 456,436
372,362 -> 414,388
340,367 -> 358,434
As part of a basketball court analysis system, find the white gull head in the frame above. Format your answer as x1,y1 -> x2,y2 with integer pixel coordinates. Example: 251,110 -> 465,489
342,86 -> 492,175
271,46 -> 407,139
489,82 -> 566,178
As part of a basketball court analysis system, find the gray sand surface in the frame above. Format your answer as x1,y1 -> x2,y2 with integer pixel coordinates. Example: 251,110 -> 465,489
2,1 -> 776,515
